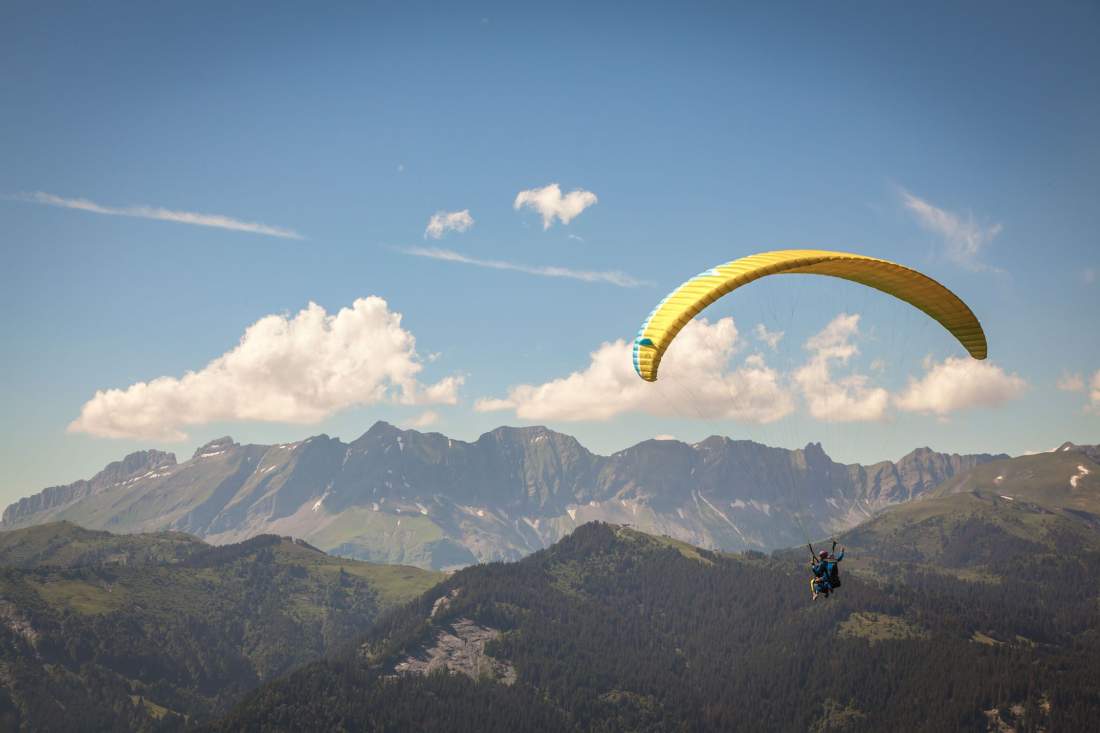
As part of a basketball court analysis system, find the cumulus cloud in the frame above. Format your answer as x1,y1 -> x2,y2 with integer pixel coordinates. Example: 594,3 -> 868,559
401,246 -> 648,287
69,297 -> 461,441
513,183 -> 597,229
14,191 -> 302,239
753,324 -> 784,350
1057,372 -> 1085,392
475,318 -> 793,423
900,189 -> 1000,271
1090,370 -> 1100,412
894,356 -> 1026,417
424,209 -> 474,239
793,314 -> 890,422
653,434 -> 678,441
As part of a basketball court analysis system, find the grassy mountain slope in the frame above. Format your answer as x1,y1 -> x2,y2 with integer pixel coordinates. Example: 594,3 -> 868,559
829,444 -> 1100,581
216,522 -> 1100,732
0,521 -> 206,568
0,523 -> 441,731
930,443 -> 1100,512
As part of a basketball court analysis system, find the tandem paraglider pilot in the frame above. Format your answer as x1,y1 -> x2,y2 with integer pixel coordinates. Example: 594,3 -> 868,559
810,542 -> 845,601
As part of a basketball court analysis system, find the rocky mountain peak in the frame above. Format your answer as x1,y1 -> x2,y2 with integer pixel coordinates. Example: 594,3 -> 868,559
365,420 -> 401,437
484,425 -> 558,443
1054,441 -> 1100,462
801,441 -> 828,459
110,450 -> 177,479
192,437 -> 237,458
694,435 -> 732,451
348,421 -> 412,449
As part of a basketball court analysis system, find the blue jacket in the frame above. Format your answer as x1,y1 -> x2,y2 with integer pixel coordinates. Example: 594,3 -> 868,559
812,551 -> 844,582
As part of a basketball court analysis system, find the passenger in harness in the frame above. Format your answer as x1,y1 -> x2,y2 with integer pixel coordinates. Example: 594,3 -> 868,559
809,541 -> 845,601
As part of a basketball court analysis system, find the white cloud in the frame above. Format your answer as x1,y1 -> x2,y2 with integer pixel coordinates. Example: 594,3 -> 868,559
900,189 -> 1000,271
475,318 -> 794,423
401,246 -> 648,287
1057,372 -> 1085,392
15,191 -> 302,239
894,357 -> 1026,417
513,183 -> 597,229
793,314 -> 890,422
653,434 -> 678,441
1083,268 -> 1096,285
753,324 -> 784,350
407,410 -> 440,428
1090,370 -> 1100,412
473,398 -> 515,412
424,209 -> 474,239
69,297 -> 461,441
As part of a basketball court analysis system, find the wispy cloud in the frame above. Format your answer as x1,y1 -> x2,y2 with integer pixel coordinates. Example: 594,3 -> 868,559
900,188 -> 1000,271
13,191 -> 303,239
425,209 -> 474,239
753,323 -> 784,350
1057,372 -> 1085,392
1063,369 -> 1100,413
1083,268 -> 1096,285
401,246 -> 649,287
406,410 -> 441,428
514,183 -> 597,229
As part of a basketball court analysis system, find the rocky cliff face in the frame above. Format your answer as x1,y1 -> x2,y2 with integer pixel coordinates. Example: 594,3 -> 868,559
1,422 -> 1004,568
2,450 -> 176,526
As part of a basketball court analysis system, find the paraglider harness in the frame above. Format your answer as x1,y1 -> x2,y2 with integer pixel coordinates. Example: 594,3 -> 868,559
809,540 -> 842,599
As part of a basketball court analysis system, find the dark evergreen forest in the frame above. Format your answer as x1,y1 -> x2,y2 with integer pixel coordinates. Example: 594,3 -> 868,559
217,523 -> 1100,732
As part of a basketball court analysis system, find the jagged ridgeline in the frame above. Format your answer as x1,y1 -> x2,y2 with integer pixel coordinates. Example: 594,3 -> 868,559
216,522 -> 1100,732
0,522 -> 441,731
1,422 -> 1006,569
820,442 -> 1100,579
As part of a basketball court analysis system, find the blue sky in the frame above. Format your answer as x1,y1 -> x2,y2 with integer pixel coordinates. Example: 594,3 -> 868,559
2,1 -> 1098,505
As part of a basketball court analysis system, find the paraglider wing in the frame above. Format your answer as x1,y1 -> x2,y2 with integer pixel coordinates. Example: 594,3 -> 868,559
632,249 -> 987,382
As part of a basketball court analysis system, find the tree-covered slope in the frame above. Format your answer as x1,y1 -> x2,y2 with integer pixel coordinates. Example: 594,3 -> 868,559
216,522 -> 1100,732
0,523 -> 441,731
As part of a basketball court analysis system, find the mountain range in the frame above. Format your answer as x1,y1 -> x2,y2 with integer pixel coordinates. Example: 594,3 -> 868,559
2,439 -> 1099,730
2,422 -> 1010,569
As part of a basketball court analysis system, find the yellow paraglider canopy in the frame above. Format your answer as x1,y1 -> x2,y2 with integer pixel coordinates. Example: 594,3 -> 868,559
632,249 -> 986,382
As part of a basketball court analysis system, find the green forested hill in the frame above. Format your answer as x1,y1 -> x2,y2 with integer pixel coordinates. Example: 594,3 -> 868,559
216,522 -> 1100,732
0,522 -> 207,568
0,523 -> 441,731
828,443 -> 1100,581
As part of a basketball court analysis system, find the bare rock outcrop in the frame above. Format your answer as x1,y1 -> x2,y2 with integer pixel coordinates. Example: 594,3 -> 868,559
393,617 -> 516,684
